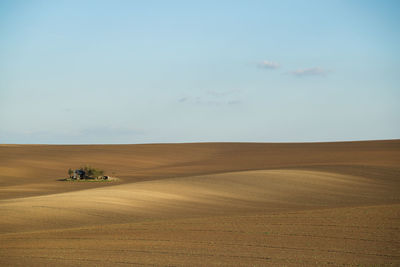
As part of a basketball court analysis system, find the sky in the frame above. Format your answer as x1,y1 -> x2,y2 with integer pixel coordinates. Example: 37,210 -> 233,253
0,0 -> 399,144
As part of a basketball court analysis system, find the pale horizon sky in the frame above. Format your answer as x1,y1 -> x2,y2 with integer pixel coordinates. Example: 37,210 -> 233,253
1,0 -> 399,144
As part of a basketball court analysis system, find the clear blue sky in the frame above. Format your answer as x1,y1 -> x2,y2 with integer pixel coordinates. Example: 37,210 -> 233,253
1,0 -> 399,144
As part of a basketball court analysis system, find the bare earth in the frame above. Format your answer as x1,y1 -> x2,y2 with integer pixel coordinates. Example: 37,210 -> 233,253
0,141 -> 399,266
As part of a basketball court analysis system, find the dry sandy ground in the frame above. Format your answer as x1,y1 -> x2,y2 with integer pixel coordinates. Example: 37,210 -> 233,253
0,141 -> 399,266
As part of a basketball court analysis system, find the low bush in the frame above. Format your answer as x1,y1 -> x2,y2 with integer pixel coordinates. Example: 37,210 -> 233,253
81,165 -> 104,178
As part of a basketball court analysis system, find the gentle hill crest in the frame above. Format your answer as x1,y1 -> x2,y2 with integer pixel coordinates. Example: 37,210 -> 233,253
0,140 -> 399,200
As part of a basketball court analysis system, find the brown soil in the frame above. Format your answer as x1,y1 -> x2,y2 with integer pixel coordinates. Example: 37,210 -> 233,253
0,140 -> 399,266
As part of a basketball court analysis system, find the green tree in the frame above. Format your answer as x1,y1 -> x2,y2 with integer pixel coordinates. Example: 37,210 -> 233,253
80,165 -> 104,178
68,168 -> 73,178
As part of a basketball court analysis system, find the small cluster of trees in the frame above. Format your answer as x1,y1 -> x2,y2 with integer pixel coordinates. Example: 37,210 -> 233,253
83,165 -> 104,177
68,165 -> 105,179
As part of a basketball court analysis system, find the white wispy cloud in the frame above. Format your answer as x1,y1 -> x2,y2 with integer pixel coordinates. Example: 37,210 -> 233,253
206,89 -> 240,97
258,60 -> 280,69
288,67 -> 328,77
178,89 -> 241,106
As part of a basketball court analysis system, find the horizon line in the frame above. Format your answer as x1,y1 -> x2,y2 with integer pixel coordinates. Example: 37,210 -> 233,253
1,138 -> 399,146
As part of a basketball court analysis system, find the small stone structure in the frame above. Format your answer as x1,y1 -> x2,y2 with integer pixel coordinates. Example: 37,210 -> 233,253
73,169 -> 86,180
